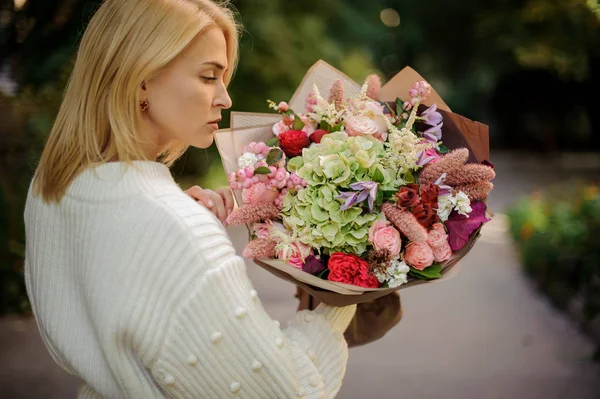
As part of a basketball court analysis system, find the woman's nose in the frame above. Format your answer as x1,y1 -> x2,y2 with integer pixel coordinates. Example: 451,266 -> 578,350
214,84 -> 232,109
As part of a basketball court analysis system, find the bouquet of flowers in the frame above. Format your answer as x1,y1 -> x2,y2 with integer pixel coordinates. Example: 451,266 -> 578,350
216,61 -> 494,306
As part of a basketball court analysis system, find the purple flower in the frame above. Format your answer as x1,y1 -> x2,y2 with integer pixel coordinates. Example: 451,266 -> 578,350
434,173 -> 452,196
423,132 -> 439,144
445,201 -> 490,251
337,181 -> 379,212
421,104 -> 443,126
424,122 -> 443,140
416,149 -> 438,166
302,255 -> 327,275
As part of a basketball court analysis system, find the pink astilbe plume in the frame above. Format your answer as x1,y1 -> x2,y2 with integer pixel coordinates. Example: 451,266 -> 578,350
243,239 -> 277,259
225,204 -> 280,227
445,164 -> 496,186
365,74 -> 381,101
328,79 -> 344,110
382,203 -> 428,242
418,148 -> 470,184
454,182 -> 494,201
305,90 -> 318,113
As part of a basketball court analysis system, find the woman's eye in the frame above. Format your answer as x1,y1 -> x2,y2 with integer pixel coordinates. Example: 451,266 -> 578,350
202,76 -> 218,83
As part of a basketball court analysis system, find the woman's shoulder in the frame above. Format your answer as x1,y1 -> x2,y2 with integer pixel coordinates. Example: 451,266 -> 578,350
142,189 -> 237,263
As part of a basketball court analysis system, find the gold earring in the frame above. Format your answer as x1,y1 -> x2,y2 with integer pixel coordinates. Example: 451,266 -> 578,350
140,100 -> 149,111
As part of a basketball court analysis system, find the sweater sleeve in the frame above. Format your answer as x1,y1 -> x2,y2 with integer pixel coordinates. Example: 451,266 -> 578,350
145,255 -> 356,399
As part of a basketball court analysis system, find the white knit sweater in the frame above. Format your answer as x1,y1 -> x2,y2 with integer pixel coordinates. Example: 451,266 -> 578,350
24,161 -> 356,399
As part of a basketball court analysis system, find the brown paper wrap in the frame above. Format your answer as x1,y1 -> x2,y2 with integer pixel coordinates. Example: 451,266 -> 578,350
215,60 -> 491,308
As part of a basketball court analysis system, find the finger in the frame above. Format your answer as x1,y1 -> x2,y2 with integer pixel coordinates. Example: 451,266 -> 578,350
186,186 -> 214,208
185,185 -> 203,199
211,192 -> 227,222
216,188 -> 235,216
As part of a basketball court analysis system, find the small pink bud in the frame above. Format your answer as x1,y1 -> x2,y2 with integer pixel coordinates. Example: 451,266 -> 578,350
287,180 -> 295,189
242,179 -> 253,189
244,167 -> 254,178
409,88 -> 419,98
410,97 -> 420,106
227,172 -> 237,183
403,101 -> 412,111
251,176 -> 260,184
236,170 -> 245,180
278,102 -> 289,112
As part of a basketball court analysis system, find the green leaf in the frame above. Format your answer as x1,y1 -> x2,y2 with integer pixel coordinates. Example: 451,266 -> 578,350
439,144 -> 450,154
254,166 -> 271,175
320,121 -> 333,132
284,110 -> 294,117
409,264 -> 443,280
292,117 -> 305,131
266,148 -> 283,165
402,171 -> 415,183
316,268 -> 330,279
375,190 -> 384,205
373,167 -> 385,183
266,137 -> 279,147
382,190 -> 398,200
332,123 -> 344,132
396,98 -> 405,114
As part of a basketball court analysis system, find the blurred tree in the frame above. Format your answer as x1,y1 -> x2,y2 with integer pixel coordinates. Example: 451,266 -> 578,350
379,0 -> 599,149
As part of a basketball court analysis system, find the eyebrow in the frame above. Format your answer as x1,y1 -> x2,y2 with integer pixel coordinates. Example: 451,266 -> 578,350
202,61 -> 227,70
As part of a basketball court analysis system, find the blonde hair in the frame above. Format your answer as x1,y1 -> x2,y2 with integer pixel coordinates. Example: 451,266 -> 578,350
33,0 -> 240,203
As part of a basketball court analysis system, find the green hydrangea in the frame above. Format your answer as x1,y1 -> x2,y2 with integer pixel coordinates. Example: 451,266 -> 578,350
282,132 -> 394,255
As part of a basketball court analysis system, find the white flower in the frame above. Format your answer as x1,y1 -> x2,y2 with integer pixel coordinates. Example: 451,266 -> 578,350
374,258 -> 410,288
437,191 -> 472,221
386,258 -> 410,288
437,194 -> 454,222
453,191 -> 472,216
374,268 -> 389,284
238,152 -> 259,168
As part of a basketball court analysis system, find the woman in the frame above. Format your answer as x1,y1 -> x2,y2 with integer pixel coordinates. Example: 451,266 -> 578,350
24,1 -> 356,398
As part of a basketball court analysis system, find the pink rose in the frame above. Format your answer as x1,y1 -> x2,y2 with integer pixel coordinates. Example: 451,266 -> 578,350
404,241 -> 434,270
278,242 -> 312,269
345,115 -> 379,137
433,242 -> 452,262
427,223 -> 448,249
242,182 -> 279,205
369,220 -> 401,257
